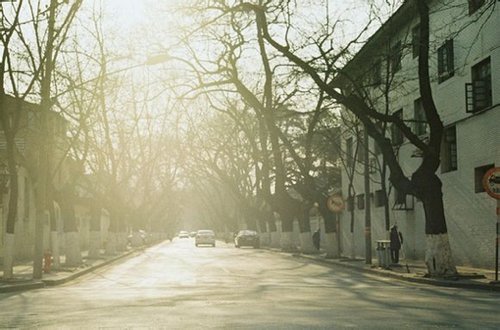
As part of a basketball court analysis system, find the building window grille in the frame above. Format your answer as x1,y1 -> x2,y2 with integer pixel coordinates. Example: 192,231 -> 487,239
346,137 -> 353,168
391,109 -> 404,145
392,188 -> 414,211
475,164 -> 494,193
390,41 -> 402,74
438,39 -> 454,83
357,130 -> 365,163
357,194 -> 365,210
374,189 -> 386,207
441,126 -> 457,173
412,25 -> 420,58
468,0 -> 485,14
466,57 -> 492,113
413,98 -> 427,136
371,60 -> 382,86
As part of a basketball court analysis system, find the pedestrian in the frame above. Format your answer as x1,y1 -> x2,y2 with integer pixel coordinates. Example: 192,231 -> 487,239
390,225 -> 403,264
312,228 -> 320,250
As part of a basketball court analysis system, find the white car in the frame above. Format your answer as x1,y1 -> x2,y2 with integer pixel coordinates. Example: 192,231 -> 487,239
178,231 -> 190,238
195,230 -> 216,247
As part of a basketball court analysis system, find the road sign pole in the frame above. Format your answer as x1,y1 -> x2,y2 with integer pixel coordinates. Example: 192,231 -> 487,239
483,167 -> 500,284
496,199 -> 499,282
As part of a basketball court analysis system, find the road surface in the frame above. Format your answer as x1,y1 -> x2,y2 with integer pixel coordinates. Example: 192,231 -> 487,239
0,238 -> 498,329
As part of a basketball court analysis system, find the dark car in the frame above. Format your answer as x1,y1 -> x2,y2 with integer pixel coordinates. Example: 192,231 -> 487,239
234,230 -> 260,248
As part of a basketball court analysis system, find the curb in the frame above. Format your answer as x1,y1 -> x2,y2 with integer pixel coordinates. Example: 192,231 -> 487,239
42,249 -> 138,286
295,253 -> 500,292
0,244 -> 154,293
0,280 -> 45,293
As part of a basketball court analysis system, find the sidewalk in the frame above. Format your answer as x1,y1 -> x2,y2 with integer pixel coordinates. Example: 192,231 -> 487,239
0,247 -> 139,293
294,251 -> 500,292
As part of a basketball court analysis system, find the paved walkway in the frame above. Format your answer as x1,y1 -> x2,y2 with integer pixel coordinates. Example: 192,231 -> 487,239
1,242 -> 499,293
0,248 -> 138,293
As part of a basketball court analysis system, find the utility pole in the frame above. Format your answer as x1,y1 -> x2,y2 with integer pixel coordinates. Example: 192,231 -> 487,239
33,0 -> 57,279
363,129 -> 372,264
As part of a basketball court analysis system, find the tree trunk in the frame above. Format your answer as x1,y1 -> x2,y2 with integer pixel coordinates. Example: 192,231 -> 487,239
414,173 -> 457,276
88,206 -> 101,259
319,198 -> 339,258
298,206 -> 315,254
268,215 -> 280,248
105,209 -> 118,255
2,233 -> 15,279
280,212 -> 296,252
50,202 -> 61,269
60,192 -> 82,267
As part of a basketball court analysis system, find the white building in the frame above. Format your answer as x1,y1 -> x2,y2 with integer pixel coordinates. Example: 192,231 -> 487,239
339,0 -> 499,268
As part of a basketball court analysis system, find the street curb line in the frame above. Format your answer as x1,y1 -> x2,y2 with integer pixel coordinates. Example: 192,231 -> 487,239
279,250 -> 500,292
42,249 -> 139,286
0,281 -> 45,293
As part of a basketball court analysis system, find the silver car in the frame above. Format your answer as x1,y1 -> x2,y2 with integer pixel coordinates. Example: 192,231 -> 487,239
195,230 -> 216,247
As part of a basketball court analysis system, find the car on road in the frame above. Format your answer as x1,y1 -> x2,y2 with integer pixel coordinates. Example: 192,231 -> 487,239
195,230 -> 216,247
178,231 -> 190,239
234,230 -> 260,248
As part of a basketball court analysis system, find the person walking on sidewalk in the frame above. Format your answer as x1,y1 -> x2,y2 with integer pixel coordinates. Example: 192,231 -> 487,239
312,229 -> 320,250
390,225 -> 403,264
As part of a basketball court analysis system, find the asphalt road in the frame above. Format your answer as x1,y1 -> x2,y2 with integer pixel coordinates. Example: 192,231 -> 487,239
0,238 -> 498,329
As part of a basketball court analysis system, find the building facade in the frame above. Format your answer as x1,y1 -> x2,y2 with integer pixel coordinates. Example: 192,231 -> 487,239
339,0 -> 499,268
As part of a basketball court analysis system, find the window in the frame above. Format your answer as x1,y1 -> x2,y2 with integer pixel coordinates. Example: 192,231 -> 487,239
346,137 -> 353,168
469,0 -> 485,14
438,39 -> 454,83
357,194 -> 365,210
412,25 -> 420,58
475,164 -> 495,193
374,141 -> 382,155
391,109 -> 404,145
392,188 -> 414,210
441,126 -> 457,173
413,98 -> 427,136
374,190 -> 386,207
358,130 -> 365,163
466,57 -> 492,113
390,41 -> 402,73
371,60 -> 382,86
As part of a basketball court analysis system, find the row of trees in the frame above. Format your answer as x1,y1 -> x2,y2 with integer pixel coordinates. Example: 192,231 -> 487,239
160,0 -> 497,276
0,1 -> 183,279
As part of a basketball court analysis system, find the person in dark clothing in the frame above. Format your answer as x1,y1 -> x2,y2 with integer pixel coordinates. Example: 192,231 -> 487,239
390,225 -> 403,264
312,229 -> 320,250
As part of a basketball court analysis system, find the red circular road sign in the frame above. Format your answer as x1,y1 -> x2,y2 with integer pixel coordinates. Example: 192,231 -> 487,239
483,167 -> 500,200
327,194 -> 345,213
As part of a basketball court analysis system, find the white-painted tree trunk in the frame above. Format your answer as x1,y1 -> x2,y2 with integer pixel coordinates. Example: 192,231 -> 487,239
270,231 -> 280,248
64,232 -> 82,267
105,232 -> 117,255
280,231 -> 296,251
325,232 -> 339,259
2,233 -> 15,279
259,232 -> 270,247
351,232 -> 356,259
116,233 -> 128,251
299,232 -> 316,254
50,231 -> 61,269
88,231 -> 101,259
425,233 -> 457,276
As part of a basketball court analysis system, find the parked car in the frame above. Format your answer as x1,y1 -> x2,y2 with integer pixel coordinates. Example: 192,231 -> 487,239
234,230 -> 260,248
195,230 -> 216,247
178,231 -> 190,238
189,231 -> 197,237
